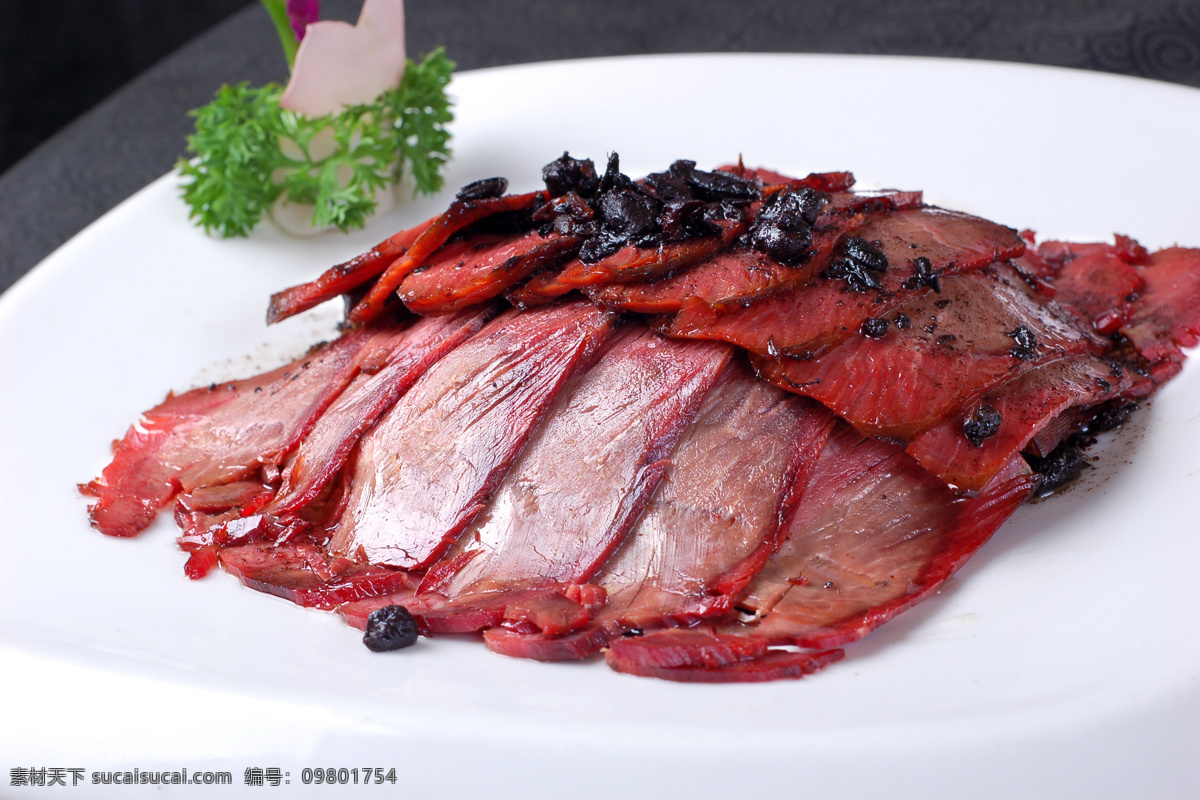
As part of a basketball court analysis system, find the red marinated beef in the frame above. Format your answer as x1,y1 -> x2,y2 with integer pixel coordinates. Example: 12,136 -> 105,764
398,230 -> 583,314
586,190 -> 920,315
509,216 -> 747,304
659,206 -> 1024,357
82,326 -> 390,537
604,427 -> 1034,681
268,310 -> 494,518
751,262 -> 1104,439
409,328 -> 732,633
906,354 -> 1155,493
483,371 -> 835,661
1121,246 -> 1200,365
327,302 -> 616,570
346,190 -> 549,325
218,541 -> 414,610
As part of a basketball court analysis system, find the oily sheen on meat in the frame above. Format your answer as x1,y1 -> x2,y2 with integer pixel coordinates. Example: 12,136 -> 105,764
85,153 -> 1200,682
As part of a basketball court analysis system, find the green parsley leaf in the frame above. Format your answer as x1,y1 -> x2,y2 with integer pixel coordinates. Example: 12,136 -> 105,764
178,49 -> 455,238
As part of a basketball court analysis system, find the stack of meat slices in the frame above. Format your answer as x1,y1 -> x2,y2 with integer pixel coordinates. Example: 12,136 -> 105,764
83,154 -> 1200,682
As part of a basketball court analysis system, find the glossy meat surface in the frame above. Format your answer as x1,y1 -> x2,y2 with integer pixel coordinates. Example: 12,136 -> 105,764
752,263 -> 1103,439
659,206 -> 1024,357
268,310 -> 494,518
593,376 -> 832,626
399,230 -> 582,314
83,329 -> 379,537
906,355 -> 1154,493
425,328 -> 733,603
737,424 -> 1035,647
328,302 -> 616,569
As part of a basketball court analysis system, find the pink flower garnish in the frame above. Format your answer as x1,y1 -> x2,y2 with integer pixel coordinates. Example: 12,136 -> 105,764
287,0 -> 320,41
279,0 -> 407,118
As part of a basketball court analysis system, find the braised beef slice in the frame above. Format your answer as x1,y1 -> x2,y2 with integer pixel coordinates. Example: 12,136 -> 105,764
751,262 -> 1105,440
82,326 -> 394,538
657,206 -> 1024,358
733,425 -> 1034,647
397,230 -> 583,314
1121,247 -> 1200,366
266,310 -> 494,521
218,542 -> 415,611
905,354 -> 1155,494
327,302 -> 616,570
483,368 -> 835,659
414,327 -> 734,633
586,189 -> 922,315
346,191 -> 549,326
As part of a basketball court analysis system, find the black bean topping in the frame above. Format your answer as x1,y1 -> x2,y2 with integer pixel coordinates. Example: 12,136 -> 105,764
1095,377 -> 1112,392
363,605 -> 420,652
542,152 -> 599,198
643,171 -> 693,203
1086,401 -> 1138,433
1027,440 -> 1090,495
598,188 -> 660,239
902,256 -> 943,293
937,334 -> 958,346
597,152 -> 635,195
456,177 -> 508,202
658,199 -> 708,242
963,403 -> 1003,447
760,187 -> 827,228
751,224 -> 813,265
861,317 -> 890,338
578,231 -> 625,263
673,161 -> 758,202
935,298 -> 952,309
1008,325 -> 1040,361
894,313 -> 912,330
821,235 -> 889,291
748,187 -> 827,265
668,159 -> 697,179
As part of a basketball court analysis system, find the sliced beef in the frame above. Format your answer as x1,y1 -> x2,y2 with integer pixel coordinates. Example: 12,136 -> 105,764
345,190 -> 549,325
906,354 -> 1155,493
737,428 -> 1035,646
1014,239 -> 1146,336
751,262 -> 1104,440
1121,246 -> 1200,366
411,328 -> 734,632
266,217 -> 433,324
585,190 -> 921,315
398,230 -> 582,314
595,379 -> 834,629
603,427 -> 1035,681
658,206 -> 1024,358
218,541 -> 414,610
267,310 -> 494,518
82,327 -> 391,538
327,302 -> 617,570
734,168 -> 856,193
604,630 -> 844,683
482,372 -> 835,661
508,216 -> 747,305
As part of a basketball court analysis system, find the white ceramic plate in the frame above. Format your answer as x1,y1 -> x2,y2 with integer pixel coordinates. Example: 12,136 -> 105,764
2,55 -> 1198,799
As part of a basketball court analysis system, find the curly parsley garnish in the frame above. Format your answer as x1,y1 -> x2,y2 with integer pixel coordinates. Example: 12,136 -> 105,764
178,48 -> 454,238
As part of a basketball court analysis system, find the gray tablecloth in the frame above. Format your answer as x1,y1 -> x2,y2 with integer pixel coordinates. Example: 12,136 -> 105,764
3,0 -> 1199,296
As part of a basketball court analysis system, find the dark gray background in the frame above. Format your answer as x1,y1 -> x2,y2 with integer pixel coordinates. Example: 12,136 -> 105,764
3,0 -> 1200,296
